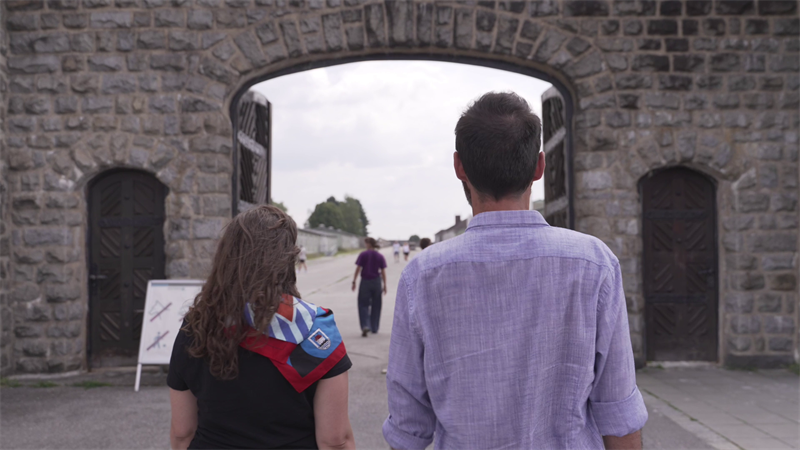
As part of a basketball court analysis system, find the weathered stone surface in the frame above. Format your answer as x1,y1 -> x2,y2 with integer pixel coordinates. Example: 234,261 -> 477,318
0,0 -> 796,377
632,54 -> 669,71
731,315 -> 760,334
361,4 -> 386,48
234,31 -> 267,67
8,55 -> 59,74
533,29 -> 568,62
90,11 -> 132,28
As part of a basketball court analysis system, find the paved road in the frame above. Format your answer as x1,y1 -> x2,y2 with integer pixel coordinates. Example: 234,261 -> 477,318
2,248 -> 793,449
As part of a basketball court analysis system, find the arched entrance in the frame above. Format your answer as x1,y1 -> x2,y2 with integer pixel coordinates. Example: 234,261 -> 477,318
87,170 -> 167,367
229,57 -> 575,229
641,167 -> 718,362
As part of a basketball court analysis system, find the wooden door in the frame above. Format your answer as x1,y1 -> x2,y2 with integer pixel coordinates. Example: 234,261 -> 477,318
88,170 -> 166,367
642,168 -> 718,361
541,87 -> 570,228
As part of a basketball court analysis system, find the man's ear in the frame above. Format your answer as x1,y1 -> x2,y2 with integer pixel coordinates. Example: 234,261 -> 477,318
533,151 -> 546,182
454,152 -> 469,182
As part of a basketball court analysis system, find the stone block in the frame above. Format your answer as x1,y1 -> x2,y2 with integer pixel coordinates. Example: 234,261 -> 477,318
9,55 -> 60,74
615,73 -> 652,89
728,336 -> 751,352
234,31 -> 267,67
768,337 -> 792,352
761,254 -> 796,271
44,284 -> 81,303
202,196 -> 232,217
151,54 -> 186,72
647,19 -> 678,35
154,9 -> 185,27
81,96 -> 114,114
748,233 -> 797,252
632,54 -> 669,71
187,9 -> 213,30
533,29 -> 568,62
190,135 -> 231,153
90,11 -> 133,28
730,315 -> 760,334
731,271 -> 765,291
22,228 -> 73,247
198,57 -> 236,84
774,18 -> 800,36
736,191 -> 769,213
10,283 -> 41,302
772,192 -> 797,212
769,273 -> 797,291
193,218 -> 227,239
46,321 -> 81,338
725,293 -> 754,313
758,0 -> 797,14
757,293 -> 782,312
14,324 -> 44,338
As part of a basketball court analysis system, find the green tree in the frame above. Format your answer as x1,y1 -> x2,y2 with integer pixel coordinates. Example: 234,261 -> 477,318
409,235 -> 420,243
308,201 -> 346,230
341,196 -> 369,236
306,196 -> 369,236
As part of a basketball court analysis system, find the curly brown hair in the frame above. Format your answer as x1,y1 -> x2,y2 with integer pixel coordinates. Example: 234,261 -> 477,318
183,204 -> 301,380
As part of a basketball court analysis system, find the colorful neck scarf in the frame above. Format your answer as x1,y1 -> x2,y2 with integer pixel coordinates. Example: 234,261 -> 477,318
240,294 -> 347,393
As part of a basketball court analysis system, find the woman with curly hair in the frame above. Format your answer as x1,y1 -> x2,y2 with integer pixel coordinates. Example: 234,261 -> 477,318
168,205 -> 354,450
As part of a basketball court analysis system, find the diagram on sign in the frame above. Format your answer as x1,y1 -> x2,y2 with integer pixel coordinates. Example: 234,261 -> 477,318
148,300 -> 172,322
146,330 -> 170,351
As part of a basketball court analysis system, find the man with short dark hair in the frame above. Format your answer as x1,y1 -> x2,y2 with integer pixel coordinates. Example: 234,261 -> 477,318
383,92 -> 647,450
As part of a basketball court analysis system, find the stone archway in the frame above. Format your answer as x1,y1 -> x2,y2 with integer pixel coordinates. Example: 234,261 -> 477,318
3,0 -> 798,374
227,55 -> 577,221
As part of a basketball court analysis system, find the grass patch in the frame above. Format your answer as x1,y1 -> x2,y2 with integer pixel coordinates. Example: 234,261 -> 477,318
31,381 -> 59,388
71,380 -> 112,389
0,378 -> 22,388
649,364 -> 665,370
788,364 -> 800,376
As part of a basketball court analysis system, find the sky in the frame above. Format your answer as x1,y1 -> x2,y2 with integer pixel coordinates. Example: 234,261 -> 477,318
251,60 -> 552,240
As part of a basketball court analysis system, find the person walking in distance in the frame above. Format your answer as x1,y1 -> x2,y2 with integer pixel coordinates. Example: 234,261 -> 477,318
392,241 -> 401,263
352,237 -> 387,337
402,242 -> 410,261
297,245 -> 308,272
383,92 -> 647,450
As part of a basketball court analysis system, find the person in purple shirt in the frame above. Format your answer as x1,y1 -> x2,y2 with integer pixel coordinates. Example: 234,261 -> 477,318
352,237 -> 387,338
383,92 -> 647,450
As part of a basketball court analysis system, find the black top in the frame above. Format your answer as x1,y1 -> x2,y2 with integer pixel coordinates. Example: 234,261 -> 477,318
167,326 -> 352,449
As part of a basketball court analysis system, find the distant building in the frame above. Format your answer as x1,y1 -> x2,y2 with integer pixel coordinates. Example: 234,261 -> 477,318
435,215 -> 470,243
318,225 -> 364,251
297,228 -> 339,257
297,224 -> 364,257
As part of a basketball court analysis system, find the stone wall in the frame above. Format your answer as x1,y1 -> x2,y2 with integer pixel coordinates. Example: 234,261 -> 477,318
1,2 -> 12,376
2,0 -> 798,373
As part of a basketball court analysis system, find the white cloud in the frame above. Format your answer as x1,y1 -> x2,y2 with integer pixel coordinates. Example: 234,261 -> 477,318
251,61 -> 552,239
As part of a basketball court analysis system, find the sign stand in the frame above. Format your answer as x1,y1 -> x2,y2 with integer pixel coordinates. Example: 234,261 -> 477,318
134,279 -> 204,392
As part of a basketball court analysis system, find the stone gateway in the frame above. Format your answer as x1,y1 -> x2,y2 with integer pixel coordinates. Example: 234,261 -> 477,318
0,0 -> 797,375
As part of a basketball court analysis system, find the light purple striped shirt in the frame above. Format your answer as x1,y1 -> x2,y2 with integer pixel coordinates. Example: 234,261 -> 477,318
383,210 -> 647,450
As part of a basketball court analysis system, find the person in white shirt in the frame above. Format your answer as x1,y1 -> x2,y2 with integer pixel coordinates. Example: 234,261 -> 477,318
297,245 -> 308,272
402,242 -> 410,261
392,242 -> 401,263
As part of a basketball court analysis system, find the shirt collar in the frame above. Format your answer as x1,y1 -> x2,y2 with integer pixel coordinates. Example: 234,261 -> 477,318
466,210 -> 549,230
